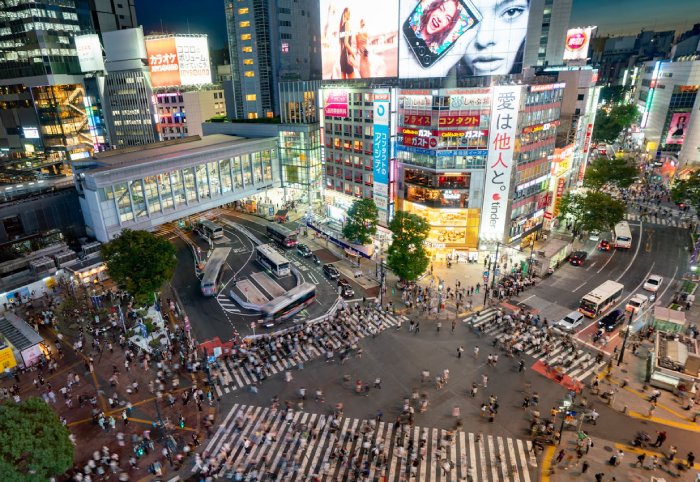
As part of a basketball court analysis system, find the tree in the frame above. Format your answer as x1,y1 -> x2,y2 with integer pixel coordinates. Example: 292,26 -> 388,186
584,156 -> 638,190
592,103 -> 639,143
342,199 -> 378,245
0,398 -> 73,481
101,229 -> 177,305
557,191 -> 626,234
386,211 -> 431,282
671,175 -> 700,211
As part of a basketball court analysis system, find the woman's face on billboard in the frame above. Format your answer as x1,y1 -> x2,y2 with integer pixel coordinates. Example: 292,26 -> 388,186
463,0 -> 529,75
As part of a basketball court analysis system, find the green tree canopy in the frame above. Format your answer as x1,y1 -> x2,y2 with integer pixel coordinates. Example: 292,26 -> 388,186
584,156 -> 638,190
101,229 -> 177,305
592,103 -> 639,144
386,211 -> 431,282
342,198 -> 378,245
671,175 -> 700,211
558,191 -> 626,234
0,398 -> 73,481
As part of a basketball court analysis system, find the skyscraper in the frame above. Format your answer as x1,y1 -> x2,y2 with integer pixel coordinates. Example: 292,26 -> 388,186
523,0 -> 573,68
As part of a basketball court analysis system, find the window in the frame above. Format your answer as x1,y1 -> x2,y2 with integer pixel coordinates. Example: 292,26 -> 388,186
244,71 -> 255,77
244,59 -> 254,65
280,33 -> 292,40
238,7 -> 248,14
239,21 -> 250,27
246,94 -> 257,101
241,34 -> 251,41
279,20 -> 291,27
281,42 -> 289,53
242,46 -> 253,53
577,94 -> 585,101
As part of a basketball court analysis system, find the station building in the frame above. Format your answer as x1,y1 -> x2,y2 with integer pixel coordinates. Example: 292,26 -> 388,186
72,134 -> 279,242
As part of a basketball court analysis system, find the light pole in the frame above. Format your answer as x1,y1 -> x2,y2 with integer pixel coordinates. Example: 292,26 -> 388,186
378,260 -> 386,308
617,310 -> 635,366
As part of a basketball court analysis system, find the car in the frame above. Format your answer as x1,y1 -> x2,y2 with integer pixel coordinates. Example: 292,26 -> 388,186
598,309 -> 625,331
588,231 -> 601,241
598,240 -> 611,251
643,274 -> 663,292
569,251 -> 588,266
338,282 -> 354,298
626,293 -> 649,313
323,264 -> 340,279
296,243 -> 312,257
557,311 -> 585,332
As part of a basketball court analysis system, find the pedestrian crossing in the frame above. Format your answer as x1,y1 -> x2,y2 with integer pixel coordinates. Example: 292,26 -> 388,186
202,403 -> 538,481
217,292 -> 241,313
207,307 -> 408,397
467,308 -> 604,383
623,212 -> 693,227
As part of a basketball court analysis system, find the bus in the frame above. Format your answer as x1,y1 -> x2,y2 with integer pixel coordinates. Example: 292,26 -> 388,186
197,220 -> 224,240
579,280 -> 624,318
259,282 -> 316,327
613,221 -> 632,249
201,247 -> 231,296
266,224 -> 298,248
255,244 -> 291,277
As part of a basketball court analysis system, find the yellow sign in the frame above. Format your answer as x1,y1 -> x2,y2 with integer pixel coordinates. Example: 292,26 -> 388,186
0,346 -> 17,370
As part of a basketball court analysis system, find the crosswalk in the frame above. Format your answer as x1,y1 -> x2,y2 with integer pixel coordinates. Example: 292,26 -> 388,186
217,292 -> 242,313
207,307 -> 408,397
467,308 -> 603,382
203,403 -> 538,481
623,212 -> 694,227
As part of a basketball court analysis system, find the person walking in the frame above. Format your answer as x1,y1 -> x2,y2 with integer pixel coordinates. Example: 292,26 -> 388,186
482,374 -> 488,388
457,346 -> 464,358
473,346 -> 479,360
653,430 -> 667,447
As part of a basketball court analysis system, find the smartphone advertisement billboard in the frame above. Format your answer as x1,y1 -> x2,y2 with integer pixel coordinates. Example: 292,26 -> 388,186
320,0 -> 399,79
398,0 -> 529,79
563,27 -> 594,61
146,35 -> 212,87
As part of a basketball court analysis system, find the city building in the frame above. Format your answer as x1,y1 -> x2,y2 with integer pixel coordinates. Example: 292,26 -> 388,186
155,88 -> 227,141
224,0 -> 321,119
672,24 -> 700,61
636,60 -> 700,167
88,0 -> 138,32
523,0 -> 573,68
72,134 -> 279,241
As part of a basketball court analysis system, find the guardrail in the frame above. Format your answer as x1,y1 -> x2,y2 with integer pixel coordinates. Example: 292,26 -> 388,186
220,219 -> 263,246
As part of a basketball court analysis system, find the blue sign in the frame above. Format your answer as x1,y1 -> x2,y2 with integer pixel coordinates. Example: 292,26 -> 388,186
396,145 -> 488,157
373,99 -> 390,185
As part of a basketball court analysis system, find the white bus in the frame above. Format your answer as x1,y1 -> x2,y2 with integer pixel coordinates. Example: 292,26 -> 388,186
579,280 -> 624,318
259,282 -> 316,327
256,244 -> 291,277
613,221 -> 632,249
198,220 -> 224,240
201,247 -> 231,296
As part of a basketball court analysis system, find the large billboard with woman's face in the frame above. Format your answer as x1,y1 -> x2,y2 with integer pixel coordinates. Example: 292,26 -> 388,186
320,0 -> 400,79
398,0 -> 529,79
665,112 -> 690,146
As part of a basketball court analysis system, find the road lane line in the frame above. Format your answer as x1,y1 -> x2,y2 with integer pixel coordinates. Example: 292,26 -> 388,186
596,248 -> 616,273
573,281 -> 588,292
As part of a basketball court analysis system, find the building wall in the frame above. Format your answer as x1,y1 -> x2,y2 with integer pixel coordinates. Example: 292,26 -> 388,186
156,90 -> 227,141
90,0 -> 138,32
523,0 -> 572,69
103,69 -> 158,147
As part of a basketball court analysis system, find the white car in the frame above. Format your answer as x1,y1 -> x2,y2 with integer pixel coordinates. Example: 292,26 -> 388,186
625,294 -> 649,313
588,231 -> 601,241
557,311 -> 585,333
643,275 -> 663,293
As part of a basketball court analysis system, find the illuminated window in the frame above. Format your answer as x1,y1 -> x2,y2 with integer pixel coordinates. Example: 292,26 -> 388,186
240,21 -> 250,28
241,34 -> 251,41
246,94 -> 257,101
244,71 -> 255,77
238,7 -> 248,14
281,42 -> 289,53
244,59 -> 254,65
242,46 -> 253,53
247,112 -> 258,119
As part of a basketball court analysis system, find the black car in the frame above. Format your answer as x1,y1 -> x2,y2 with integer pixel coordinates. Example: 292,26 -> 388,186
296,243 -> 312,257
569,251 -> 588,266
598,309 -> 624,331
323,264 -> 340,280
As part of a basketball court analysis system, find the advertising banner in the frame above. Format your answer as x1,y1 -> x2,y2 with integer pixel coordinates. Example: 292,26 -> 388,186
438,114 -> 480,127
146,36 -> 211,87
583,123 -> 593,153
665,112 -> 690,146
398,0 -> 529,79
479,85 -> 522,242
320,0 -> 399,79
75,34 -> 105,73
324,91 -> 349,117
563,27 -> 594,61
402,114 -> 432,126
146,37 -> 180,87
0,346 -> 17,370
373,95 -> 391,185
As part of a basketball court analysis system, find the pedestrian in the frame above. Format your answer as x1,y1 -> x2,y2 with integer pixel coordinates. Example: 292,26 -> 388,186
414,322 -> 420,335
635,453 -> 645,467
595,473 -> 605,482
473,346 -> 479,359
581,460 -> 590,473
518,359 -> 525,372
482,374 -> 488,388
457,346 -> 464,358
653,430 -> 667,447
686,451 -> 695,468
451,320 -> 456,333
436,321 -> 441,332
374,378 -> 382,389
556,449 -> 566,464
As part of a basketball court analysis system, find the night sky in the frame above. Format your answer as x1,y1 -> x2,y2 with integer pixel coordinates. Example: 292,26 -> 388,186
133,0 -> 698,50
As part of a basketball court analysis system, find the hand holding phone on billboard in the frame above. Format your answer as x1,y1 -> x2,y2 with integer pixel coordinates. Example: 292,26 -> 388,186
401,0 -> 481,71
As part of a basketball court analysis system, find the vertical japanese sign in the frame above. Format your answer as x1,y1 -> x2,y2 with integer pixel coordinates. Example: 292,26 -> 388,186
373,92 -> 391,222
480,85 -> 522,241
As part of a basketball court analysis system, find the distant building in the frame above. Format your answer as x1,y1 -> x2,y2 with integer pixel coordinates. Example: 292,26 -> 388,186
523,0 -> 574,68
155,88 -> 227,141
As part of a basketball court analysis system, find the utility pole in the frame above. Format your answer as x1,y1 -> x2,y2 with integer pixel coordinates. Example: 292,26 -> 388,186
617,310 -> 634,366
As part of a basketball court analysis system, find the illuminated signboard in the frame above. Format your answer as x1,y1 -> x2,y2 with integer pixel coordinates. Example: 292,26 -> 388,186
402,114 -> 432,127
324,91 -> 348,118
438,114 -> 480,127
146,36 -> 212,87
75,34 -> 105,73
373,92 -> 391,214
320,0 -> 399,79
22,127 -> 40,139
665,112 -> 690,146
563,27 -> 595,61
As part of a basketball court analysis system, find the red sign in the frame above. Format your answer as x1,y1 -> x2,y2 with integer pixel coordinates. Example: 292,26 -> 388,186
522,119 -> 560,134
566,31 -> 587,51
544,212 -> 553,220
438,115 -> 480,127
401,135 -> 438,149
556,178 -> 566,198
583,123 -> 593,153
403,115 -> 432,127
325,91 -> 348,118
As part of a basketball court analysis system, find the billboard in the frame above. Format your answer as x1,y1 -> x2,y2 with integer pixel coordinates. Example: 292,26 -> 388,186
563,27 -> 594,61
75,34 -> 105,73
373,94 -> 391,185
665,112 -> 690,146
480,85 -> 522,242
320,0 -> 399,79
399,0 -> 529,78
324,91 -> 349,118
145,36 -> 212,87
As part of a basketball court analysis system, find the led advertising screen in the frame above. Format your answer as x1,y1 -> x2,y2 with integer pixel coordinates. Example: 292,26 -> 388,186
563,27 -> 594,61
146,36 -> 212,87
324,91 -> 349,118
320,0 -> 399,79
665,112 -> 690,146
75,34 -> 105,73
399,0 -> 529,78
